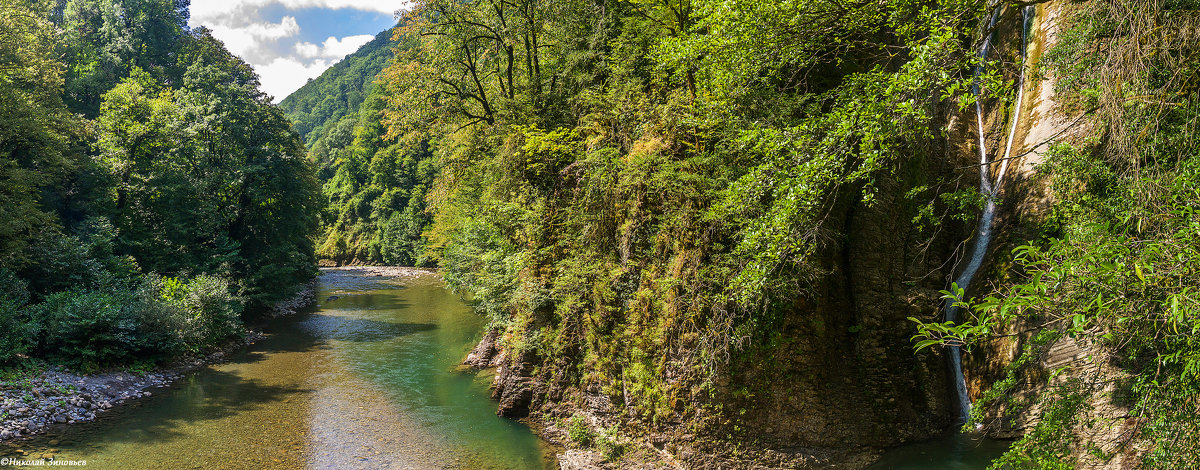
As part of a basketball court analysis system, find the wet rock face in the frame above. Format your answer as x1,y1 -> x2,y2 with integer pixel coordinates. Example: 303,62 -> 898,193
496,378 -> 533,418
460,328 -> 536,418
491,348 -> 538,419
462,329 -> 501,368
712,173 -> 964,453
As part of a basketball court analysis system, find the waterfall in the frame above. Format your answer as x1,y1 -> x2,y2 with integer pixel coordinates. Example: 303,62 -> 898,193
946,5 -> 1035,424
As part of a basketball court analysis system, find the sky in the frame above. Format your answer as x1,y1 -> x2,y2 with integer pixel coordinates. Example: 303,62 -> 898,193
188,0 -> 410,102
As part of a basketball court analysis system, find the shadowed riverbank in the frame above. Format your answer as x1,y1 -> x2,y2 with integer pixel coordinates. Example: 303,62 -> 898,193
2,268 -> 554,469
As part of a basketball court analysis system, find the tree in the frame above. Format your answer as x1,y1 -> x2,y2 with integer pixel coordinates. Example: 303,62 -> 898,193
56,0 -> 189,117
0,0 -> 83,269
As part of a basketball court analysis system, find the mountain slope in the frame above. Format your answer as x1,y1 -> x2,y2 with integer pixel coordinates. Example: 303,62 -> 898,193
278,27 -> 398,146
279,23 -> 436,267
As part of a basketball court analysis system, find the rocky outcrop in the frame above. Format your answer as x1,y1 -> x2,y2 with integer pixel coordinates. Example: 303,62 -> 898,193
492,349 -> 539,418
462,328 -> 502,368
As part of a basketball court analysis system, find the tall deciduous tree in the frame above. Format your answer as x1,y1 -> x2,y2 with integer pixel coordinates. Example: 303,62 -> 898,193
0,0 -> 83,269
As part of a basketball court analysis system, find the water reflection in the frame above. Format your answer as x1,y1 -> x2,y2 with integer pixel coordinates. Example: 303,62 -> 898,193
1,269 -> 553,469
866,431 -> 1011,469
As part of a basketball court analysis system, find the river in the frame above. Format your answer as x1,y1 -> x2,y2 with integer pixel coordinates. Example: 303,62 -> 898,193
0,268 -> 1012,469
0,268 -> 555,469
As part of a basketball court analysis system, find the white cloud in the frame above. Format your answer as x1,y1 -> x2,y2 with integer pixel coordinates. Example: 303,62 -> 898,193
295,34 -> 374,59
206,16 -> 300,63
190,0 -> 411,23
188,1 -> 406,102
256,57 -> 332,100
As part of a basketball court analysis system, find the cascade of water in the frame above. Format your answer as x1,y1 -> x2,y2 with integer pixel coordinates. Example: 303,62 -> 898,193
946,5 -> 1035,424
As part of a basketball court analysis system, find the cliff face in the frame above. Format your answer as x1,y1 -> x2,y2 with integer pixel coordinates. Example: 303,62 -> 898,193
474,102 -> 993,469
468,7 -> 1069,468
443,0 -> 1195,467
479,191 -> 967,467
969,3 -> 1146,467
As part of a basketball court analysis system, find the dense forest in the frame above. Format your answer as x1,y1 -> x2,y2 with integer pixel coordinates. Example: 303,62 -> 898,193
0,0 -> 318,369
3,0 -> 1199,467
279,27 -> 435,266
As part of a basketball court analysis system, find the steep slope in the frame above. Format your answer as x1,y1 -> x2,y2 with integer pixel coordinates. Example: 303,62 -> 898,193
934,0 -> 1200,467
279,24 -> 436,266
278,27 -> 398,146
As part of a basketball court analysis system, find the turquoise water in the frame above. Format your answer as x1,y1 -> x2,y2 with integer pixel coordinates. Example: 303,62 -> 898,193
1,269 -> 553,469
867,432 -> 1011,469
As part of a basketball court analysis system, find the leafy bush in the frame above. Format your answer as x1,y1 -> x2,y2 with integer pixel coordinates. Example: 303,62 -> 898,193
29,274 -> 244,370
149,275 -> 243,352
32,288 -> 158,369
596,426 -> 625,462
567,413 -> 594,446
0,269 -> 33,364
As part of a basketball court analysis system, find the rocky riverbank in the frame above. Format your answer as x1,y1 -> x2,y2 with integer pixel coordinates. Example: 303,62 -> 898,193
0,281 -> 317,444
0,352 -> 230,441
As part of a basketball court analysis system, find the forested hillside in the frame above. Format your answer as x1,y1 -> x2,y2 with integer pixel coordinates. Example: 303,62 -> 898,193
279,24 -> 435,266
0,0 -> 318,369
278,28 -> 397,146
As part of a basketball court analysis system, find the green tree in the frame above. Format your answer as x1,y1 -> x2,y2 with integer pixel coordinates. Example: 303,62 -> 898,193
56,0 -> 189,117
0,0 -> 83,270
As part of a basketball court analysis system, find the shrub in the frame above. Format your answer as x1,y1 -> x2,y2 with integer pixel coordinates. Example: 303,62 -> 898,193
149,275 -> 243,352
0,269 -> 33,364
567,413 -> 594,446
596,426 -> 625,462
32,288 -> 158,369
27,274 -> 244,369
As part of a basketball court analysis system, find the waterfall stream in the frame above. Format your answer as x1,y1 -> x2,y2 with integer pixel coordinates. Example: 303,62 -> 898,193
946,5 -> 1035,424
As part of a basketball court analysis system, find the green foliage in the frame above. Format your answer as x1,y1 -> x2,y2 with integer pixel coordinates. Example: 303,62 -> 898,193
0,269 -> 33,364
911,0 -> 1200,461
56,0 -> 190,118
988,381 -> 1090,470
368,0 -> 1005,451
0,0 -> 84,270
277,28 -> 400,144
28,274 -> 243,370
567,413 -> 594,446
596,426 -> 625,462
32,287 -> 158,369
916,144 -> 1200,465
93,32 -> 320,307
147,275 -> 244,352
0,0 -> 318,371
277,26 -> 437,266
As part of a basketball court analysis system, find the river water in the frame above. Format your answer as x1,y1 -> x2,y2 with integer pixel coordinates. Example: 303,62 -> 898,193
867,432 -> 1011,469
0,268 -> 1011,469
0,268 -> 555,469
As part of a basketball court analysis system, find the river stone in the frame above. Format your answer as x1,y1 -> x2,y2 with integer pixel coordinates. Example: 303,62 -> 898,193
558,450 -> 603,470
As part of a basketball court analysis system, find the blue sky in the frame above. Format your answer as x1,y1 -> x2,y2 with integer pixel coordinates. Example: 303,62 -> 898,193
188,1 -> 408,102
